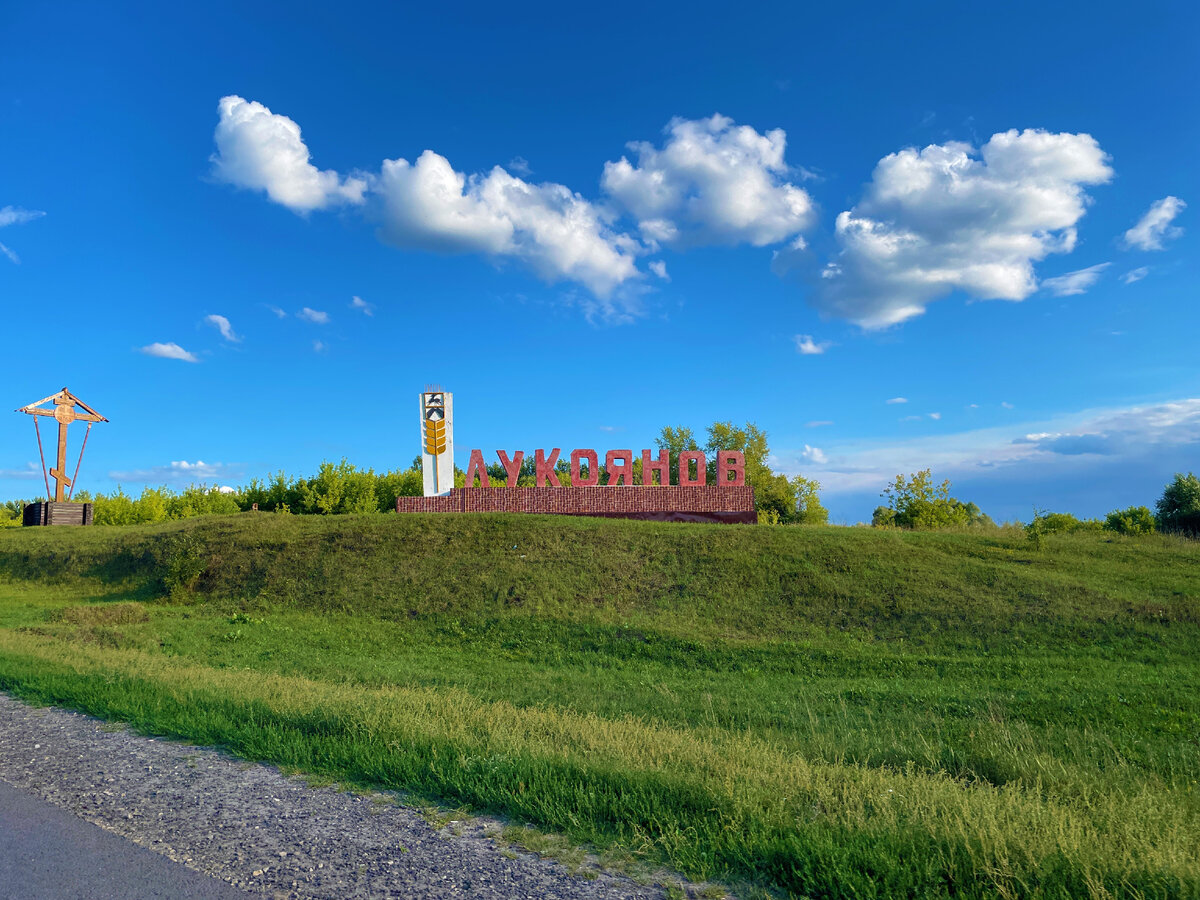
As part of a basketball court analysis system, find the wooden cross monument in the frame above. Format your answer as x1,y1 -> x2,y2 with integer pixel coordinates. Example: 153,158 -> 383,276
16,387 -> 108,502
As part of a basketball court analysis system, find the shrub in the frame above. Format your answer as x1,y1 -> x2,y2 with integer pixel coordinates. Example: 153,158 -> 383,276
1156,472 -> 1200,534
1028,511 -> 1103,536
879,469 -> 978,529
1104,505 -> 1156,536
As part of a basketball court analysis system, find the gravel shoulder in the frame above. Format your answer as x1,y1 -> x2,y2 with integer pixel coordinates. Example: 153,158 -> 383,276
0,693 -> 674,900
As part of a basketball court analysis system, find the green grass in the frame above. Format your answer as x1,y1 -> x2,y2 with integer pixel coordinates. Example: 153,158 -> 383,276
1,512 -> 1198,899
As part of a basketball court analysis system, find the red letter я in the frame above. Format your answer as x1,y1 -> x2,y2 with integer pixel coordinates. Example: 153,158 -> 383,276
678,451 -> 707,486
642,449 -> 669,485
605,450 -> 633,485
497,450 -> 524,488
535,449 -> 561,487
717,451 -> 746,486
571,449 -> 599,486
464,449 -> 490,487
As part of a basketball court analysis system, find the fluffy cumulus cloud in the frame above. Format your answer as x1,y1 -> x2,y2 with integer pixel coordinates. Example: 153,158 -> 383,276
211,96 -> 366,212
1122,196 -> 1186,250
375,151 -> 641,299
349,295 -> 374,315
140,342 -> 199,362
817,129 -> 1113,328
602,114 -> 814,248
1041,262 -> 1110,296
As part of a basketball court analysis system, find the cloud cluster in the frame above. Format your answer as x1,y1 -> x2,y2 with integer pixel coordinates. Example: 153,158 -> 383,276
212,96 -> 365,212
777,398 -> 1200,497
297,307 -> 329,324
211,99 -> 825,315
601,114 -> 814,248
817,129 -> 1113,328
1123,196 -> 1186,250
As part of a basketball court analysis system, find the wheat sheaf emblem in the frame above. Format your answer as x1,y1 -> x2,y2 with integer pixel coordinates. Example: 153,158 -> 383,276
424,417 -> 447,456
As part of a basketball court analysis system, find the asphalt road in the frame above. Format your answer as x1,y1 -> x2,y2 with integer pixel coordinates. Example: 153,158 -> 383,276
0,779 -> 250,900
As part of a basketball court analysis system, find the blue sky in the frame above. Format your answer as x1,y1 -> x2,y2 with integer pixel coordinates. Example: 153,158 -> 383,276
2,1 -> 1196,523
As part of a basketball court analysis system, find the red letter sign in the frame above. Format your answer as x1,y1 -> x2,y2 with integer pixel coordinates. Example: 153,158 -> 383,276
464,449 -> 490,487
570,449 -> 599,486
679,450 -> 707,486
535,448 -> 562,487
641,448 -> 670,485
497,450 -> 524,488
717,451 -> 746,486
605,449 -> 633,485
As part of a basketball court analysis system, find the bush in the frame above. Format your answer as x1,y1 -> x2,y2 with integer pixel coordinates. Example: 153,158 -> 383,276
1027,511 -> 1103,536
1104,506 -> 1156,536
1156,472 -> 1200,534
878,470 -> 980,529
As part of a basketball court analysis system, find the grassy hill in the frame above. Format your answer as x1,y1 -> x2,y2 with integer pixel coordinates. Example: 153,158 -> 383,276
1,513 -> 1198,898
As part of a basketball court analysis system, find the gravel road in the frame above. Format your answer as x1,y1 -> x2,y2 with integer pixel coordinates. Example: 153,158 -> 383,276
0,694 -> 677,899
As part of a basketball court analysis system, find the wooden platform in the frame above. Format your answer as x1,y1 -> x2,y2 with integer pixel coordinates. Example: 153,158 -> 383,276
22,502 -> 94,526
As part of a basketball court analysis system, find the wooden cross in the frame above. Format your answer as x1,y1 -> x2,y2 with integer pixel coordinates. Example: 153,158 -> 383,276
16,387 -> 108,502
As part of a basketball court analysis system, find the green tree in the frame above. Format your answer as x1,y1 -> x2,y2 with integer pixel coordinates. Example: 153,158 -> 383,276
655,426 -> 699,485
791,476 -> 829,525
880,469 -> 973,529
1104,505 -> 1156,536
1156,472 -> 1200,534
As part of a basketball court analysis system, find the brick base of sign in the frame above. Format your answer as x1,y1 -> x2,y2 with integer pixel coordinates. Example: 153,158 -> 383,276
396,486 -> 757,524
23,502 -> 94,526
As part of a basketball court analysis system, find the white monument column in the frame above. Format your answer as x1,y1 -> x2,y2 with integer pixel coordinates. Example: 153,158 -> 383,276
420,389 -> 454,496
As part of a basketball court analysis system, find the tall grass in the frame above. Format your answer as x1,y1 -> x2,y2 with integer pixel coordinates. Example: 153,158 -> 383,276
1,514 -> 1197,898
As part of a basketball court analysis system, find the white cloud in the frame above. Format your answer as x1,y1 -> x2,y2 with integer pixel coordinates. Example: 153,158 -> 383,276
817,129 -> 1113,328
648,260 -> 670,281
0,462 -> 41,479
0,205 -> 45,264
203,314 -> 241,342
0,205 -> 44,228
507,156 -> 532,176
108,459 -> 241,484
800,444 -> 828,464
775,398 -> 1200,497
211,95 -> 366,213
806,420 -> 834,427
376,150 -> 642,302
1041,262 -> 1110,296
312,340 -> 326,353
1122,266 -> 1149,285
794,334 -> 831,355
297,307 -> 329,324
1001,401 -> 1014,409
929,412 -> 942,420
349,295 -> 374,316
886,397 -> 908,405
1123,196 -> 1186,250
267,305 -> 287,319
140,342 -> 199,363
602,114 -> 814,248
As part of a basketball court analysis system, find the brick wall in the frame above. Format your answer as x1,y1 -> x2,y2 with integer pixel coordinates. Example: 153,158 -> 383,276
395,486 -> 756,524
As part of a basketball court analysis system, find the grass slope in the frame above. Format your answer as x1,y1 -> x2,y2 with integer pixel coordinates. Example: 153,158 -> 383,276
1,513 -> 1198,899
